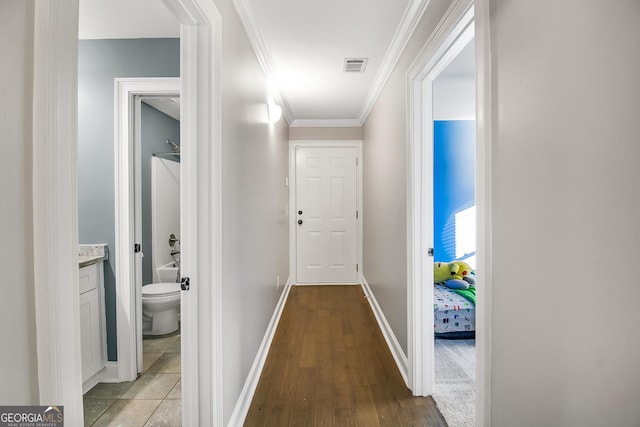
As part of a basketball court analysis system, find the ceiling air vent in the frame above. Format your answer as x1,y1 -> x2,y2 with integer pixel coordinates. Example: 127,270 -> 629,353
344,58 -> 368,73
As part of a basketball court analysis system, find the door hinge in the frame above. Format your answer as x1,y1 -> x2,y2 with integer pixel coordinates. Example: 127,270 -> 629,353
356,157 -> 359,166
427,248 -> 434,257
356,210 -> 359,219
356,264 -> 359,272
180,277 -> 190,291
134,243 -> 141,253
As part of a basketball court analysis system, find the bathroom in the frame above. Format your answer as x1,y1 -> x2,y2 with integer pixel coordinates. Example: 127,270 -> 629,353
140,96 -> 182,337
78,39 -> 183,424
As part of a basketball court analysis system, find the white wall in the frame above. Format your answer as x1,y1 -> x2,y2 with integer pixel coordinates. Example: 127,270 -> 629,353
433,77 -> 475,120
216,0 -> 290,422
487,0 -> 640,425
0,0 -> 40,404
362,0 -> 451,354
433,40 -> 475,120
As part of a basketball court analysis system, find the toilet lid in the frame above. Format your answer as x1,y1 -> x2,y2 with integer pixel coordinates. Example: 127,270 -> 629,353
143,282 -> 181,296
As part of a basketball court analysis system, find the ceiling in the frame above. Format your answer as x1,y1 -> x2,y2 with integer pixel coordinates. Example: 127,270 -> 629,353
142,96 -> 181,121
79,0 -> 431,126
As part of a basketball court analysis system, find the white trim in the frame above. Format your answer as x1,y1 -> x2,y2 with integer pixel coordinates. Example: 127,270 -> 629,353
32,0 -> 83,421
360,276 -> 409,383
357,0 -> 433,125
82,362 -> 119,394
231,0 -> 293,124
169,1 -> 224,424
100,362 -> 120,383
288,140 -> 363,285
406,0 -> 474,398
114,78 -> 180,383
289,119 -> 363,128
227,278 -> 294,426
111,1 -> 224,423
474,1 -> 492,425
407,1 -> 474,79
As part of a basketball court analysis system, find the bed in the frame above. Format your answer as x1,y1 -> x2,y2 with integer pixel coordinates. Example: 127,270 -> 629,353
434,284 -> 476,339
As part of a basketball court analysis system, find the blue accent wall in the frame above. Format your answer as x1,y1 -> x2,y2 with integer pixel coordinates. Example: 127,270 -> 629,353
78,39 -> 180,361
433,120 -> 475,262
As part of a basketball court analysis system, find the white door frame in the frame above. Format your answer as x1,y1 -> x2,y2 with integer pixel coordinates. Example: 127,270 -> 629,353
32,0 -> 223,425
407,0 -> 493,425
114,78 -> 180,380
407,0 -> 493,424
406,0 -> 474,395
288,140 -> 364,284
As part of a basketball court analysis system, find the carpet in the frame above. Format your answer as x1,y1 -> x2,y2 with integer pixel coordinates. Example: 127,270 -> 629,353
433,338 -> 476,427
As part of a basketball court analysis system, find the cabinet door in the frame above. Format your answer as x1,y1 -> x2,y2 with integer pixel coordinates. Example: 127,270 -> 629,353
79,263 -> 98,294
80,288 -> 101,381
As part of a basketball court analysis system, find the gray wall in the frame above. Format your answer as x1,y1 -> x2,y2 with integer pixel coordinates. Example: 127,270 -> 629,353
487,1 -> 640,425
362,0 -> 451,354
215,0 -> 290,422
78,38 -> 180,361
0,0 -> 39,404
365,0 -> 640,424
141,103 -> 180,285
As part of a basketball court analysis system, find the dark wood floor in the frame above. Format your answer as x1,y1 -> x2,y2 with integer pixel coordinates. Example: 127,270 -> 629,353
244,285 -> 448,426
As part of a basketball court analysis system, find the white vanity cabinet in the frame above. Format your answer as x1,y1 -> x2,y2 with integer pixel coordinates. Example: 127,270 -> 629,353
79,261 -> 107,383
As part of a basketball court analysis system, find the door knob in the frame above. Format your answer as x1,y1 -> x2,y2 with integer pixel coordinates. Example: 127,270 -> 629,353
298,219 -> 303,225
298,210 -> 303,215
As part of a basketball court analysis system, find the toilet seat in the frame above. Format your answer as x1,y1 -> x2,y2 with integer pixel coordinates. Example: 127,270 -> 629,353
143,282 -> 181,298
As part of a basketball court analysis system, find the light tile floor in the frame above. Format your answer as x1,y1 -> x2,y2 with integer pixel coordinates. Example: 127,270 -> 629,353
84,332 -> 181,426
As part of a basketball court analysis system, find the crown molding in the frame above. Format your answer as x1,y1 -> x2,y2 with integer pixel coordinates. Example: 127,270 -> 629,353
289,118 -> 363,128
357,0 -> 433,125
232,0 -> 293,124
233,0 -> 432,127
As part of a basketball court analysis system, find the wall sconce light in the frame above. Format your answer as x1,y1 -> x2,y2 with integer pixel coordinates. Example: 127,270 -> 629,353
267,103 -> 282,123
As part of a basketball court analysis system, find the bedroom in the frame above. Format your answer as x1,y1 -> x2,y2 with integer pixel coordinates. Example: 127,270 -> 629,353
431,39 -> 476,426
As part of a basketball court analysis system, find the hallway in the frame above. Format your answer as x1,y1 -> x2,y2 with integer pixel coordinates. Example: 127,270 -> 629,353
245,285 -> 447,426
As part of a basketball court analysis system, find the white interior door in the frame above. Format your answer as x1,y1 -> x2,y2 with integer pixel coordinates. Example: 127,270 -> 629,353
296,146 -> 358,283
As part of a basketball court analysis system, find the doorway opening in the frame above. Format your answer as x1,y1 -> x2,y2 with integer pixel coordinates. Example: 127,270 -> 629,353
431,37 -> 476,426
138,94 -> 182,367
111,78 -> 182,382
33,0 -> 223,423
406,1 -> 483,420
406,0 -> 495,422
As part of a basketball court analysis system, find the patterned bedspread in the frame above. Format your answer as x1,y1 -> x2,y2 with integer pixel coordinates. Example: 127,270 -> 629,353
434,284 -> 476,334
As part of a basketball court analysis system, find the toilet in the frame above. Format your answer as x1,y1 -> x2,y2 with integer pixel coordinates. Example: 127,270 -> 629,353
142,281 -> 181,336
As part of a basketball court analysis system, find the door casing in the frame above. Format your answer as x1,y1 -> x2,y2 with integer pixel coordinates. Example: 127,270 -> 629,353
114,78 -> 180,380
407,1 -> 475,397
32,0 -> 224,425
289,140 -> 363,284
406,1 -> 493,426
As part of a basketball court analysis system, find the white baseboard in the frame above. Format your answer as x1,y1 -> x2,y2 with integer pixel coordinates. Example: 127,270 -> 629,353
227,277 -> 293,427
82,361 -> 119,393
360,275 -> 409,384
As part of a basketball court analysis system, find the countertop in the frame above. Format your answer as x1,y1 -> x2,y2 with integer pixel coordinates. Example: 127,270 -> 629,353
79,244 -> 109,267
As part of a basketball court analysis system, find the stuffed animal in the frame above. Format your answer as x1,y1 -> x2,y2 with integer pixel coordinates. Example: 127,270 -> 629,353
434,261 -> 475,290
434,262 -> 454,284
